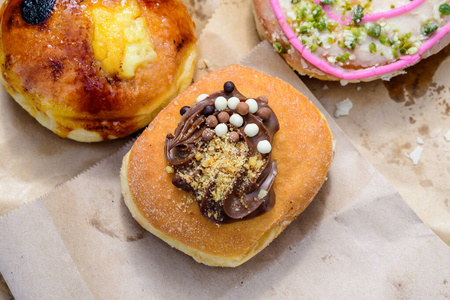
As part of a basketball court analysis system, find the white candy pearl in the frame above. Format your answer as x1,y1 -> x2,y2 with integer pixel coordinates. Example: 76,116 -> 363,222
227,97 -> 240,109
215,96 -> 228,111
246,98 -> 258,114
244,123 -> 259,137
257,140 -> 272,154
214,123 -> 228,137
229,114 -> 244,127
197,93 -> 209,102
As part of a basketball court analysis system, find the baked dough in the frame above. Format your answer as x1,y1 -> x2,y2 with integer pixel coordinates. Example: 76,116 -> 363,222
252,0 -> 450,82
0,0 -> 196,141
121,65 -> 334,267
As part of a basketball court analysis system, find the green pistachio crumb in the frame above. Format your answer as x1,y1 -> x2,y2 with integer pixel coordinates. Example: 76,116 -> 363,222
311,44 -> 318,52
367,24 -> 381,38
314,18 -> 327,31
379,35 -> 386,45
421,21 -> 438,36
439,3 -> 450,15
352,5 -> 364,24
300,25 -> 310,34
392,48 -> 399,59
351,27 -> 361,37
313,5 -> 323,19
369,43 -> 377,53
273,42 -> 287,54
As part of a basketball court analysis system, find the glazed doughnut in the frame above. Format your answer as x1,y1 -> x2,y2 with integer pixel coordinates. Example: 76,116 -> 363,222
120,65 -> 334,267
252,0 -> 450,82
0,0 -> 196,141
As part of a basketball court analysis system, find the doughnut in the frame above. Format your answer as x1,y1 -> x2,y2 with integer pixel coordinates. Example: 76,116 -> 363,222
252,0 -> 450,82
0,0 -> 196,142
120,65 -> 334,267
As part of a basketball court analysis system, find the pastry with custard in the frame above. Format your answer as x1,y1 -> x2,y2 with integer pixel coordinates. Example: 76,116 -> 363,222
121,65 -> 334,267
0,0 -> 196,141
252,0 -> 450,82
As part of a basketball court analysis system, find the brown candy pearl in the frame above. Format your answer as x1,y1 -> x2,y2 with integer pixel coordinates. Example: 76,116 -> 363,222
257,95 -> 269,103
236,102 -> 249,115
228,131 -> 239,143
205,115 -> 218,128
202,128 -> 214,141
257,107 -> 272,121
217,111 -> 230,123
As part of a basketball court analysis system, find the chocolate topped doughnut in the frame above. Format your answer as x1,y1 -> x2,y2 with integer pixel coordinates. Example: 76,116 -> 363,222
120,65 -> 334,267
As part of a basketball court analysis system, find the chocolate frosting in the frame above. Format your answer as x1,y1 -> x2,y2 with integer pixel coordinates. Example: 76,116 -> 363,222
165,83 -> 279,224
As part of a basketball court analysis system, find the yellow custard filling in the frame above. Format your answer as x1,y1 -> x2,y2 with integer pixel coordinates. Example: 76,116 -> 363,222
86,0 -> 156,79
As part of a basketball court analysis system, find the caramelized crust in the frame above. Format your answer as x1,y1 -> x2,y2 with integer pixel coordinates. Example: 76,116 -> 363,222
121,65 -> 334,267
0,0 -> 196,141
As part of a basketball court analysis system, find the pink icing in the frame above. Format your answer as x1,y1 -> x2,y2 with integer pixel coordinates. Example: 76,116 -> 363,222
270,0 -> 450,80
312,0 -> 427,25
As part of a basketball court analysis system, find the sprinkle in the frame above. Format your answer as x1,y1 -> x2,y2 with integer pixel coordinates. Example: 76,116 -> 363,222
334,98 -> 353,118
165,166 -> 174,173
229,114 -> 244,127
217,111 -> 230,123
257,107 -> 272,120
202,128 -> 214,141
202,105 -> 215,116
228,131 -> 239,143
215,96 -> 228,111
205,115 -> 218,128
257,140 -> 272,154
245,99 -> 258,114
224,81 -> 235,93
227,97 -> 240,109
244,124 -> 259,137
405,146 -> 423,165
180,106 -> 190,115
416,137 -> 424,145
236,102 -> 249,115
197,94 -> 208,102
214,123 -> 228,137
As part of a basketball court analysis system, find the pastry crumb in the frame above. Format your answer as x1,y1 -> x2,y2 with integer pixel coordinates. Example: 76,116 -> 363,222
444,130 -> 450,142
334,98 -> 353,118
405,146 -> 423,165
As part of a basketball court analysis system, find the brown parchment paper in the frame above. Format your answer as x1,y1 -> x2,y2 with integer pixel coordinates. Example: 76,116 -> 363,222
0,0 -> 222,295
194,0 -> 450,245
0,41 -> 449,299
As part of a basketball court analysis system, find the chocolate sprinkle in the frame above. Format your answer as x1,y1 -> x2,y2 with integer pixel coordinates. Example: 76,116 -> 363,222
180,106 -> 190,115
223,81 -> 235,94
202,105 -> 215,116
